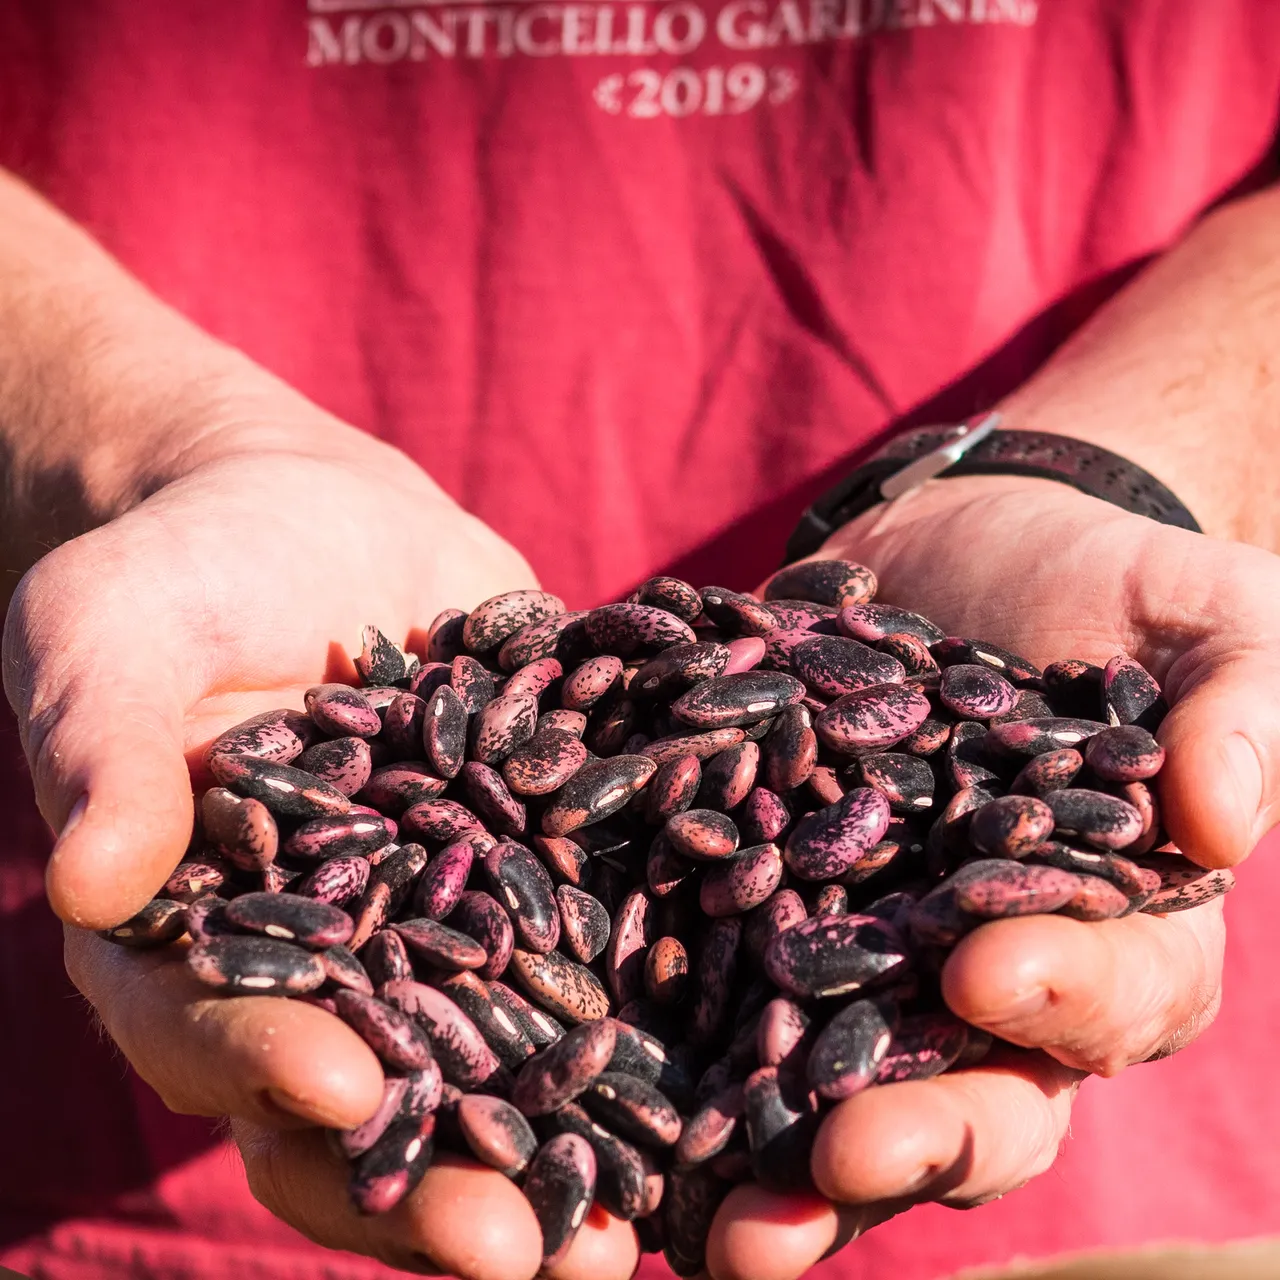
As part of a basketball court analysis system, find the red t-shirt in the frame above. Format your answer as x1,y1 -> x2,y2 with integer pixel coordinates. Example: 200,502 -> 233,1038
2,2 -> 1280,1277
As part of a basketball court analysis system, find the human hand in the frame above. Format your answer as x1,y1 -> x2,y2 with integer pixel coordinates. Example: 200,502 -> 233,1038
704,474 -> 1276,1280
3,383 -> 639,1280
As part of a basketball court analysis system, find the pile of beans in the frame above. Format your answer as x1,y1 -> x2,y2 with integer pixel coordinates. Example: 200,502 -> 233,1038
102,562 -> 1234,1273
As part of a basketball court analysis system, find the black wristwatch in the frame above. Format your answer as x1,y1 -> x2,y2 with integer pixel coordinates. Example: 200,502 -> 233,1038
783,415 -> 1201,565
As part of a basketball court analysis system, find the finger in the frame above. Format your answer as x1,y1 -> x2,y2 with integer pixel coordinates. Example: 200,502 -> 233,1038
810,1050 -> 1082,1209
235,1128 -> 545,1280
941,907 -> 1225,1074
66,927 -> 384,1128
545,1203 -> 639,1280
2,534 -> 193,928
1158,649 -> 1280,868
706,1184 -> 875,1280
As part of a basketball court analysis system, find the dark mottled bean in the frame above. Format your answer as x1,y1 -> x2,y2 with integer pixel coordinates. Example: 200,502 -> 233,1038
1045,787 -> 1143,850
348,843 -> 429,951
348,1111 -> 436,1215
425,608 -> 468,663
463,590 -> 565,653
738,787 -> 791,845
764,559 -> 877,609
400,798 -> 485,845
337,1076 -> 409,1159
877,631 -> 940,678
318,943 -> 374,995
764,914 -> 906,999
282,813 -> 396,861
456,762 -> 525,837
631,643 -> 731,700
188,935 -> 326,994
700,844 -> 783,917
556,884 -> 612,964
209,755 -> 351,819
666,808 -> 739,861
932,637 -> 1041,683
225,892 -> 354,948
696,742 -> 759,811
334,989 -> 436,1070
1085,724 -> 1166,782
1058,873 -> 1131,920
791,635 -> 905,700
537,709 -> 589,738
490,980 -> 567,1049
162,856 -> 230,903
641,727 -> 748,765
529,835 -> 592,889
390,918 -> 488,970
512,1019 -> 618,1114
743,888 -> 807,964
510,948 -> 612,1023
205,708 -> 315,768
815,684 -> 932,754
358,762 -> 447,815
295,736 -> 373,797
362,928 -> 414,986
645,754 -> 701,824
381,979 -> 505,1088
642,935 -> 689,1005
689,916 -> 742,1046
756,997 -> 811,1071
758,706 -> 814,794
742,1065 -> 817,1192
838,603 -> 945,645
379,692 -> 426,759
952,859 -> 1082,919
985,717 -> 1109,756
497,610 -> 590,671
784,788 -> 891,881
101,897 -> 189,948
810,883 -> 849,916
671,672 -> 806,730
876,1012 -> 969,1083
457,1094 -> 538,1176
449,890 -> 516,980
294,856 -> 371,907
585,603 -> 698,655
502,730 -> 589,797
969,795 -> 1056,857
938,663 -> 1019,719
201,787 -> 279,871
859,752 -> 935,814
1103,654 -> 1165,730
436,971 -> 536,1067
583,1071 -> 682,1147
560,655 -> 622,711
306,682 -> 383,738
354,625 -> 413,687
469,690 -> 539,766
674,1085 -> 743,1169
485,841 -> 561,954
606,887 -> 653,1005
505,656 -> 565,703
1027,841 -> 1155,900
1116,779 -> 1161,855
541,755 -> 656,837
412,839 -> 476,920
1137,853 -> 1236,913
1010,748 -> 1083,797
698,587 -> 777,637
630,576 -> 704,622
807,998 -> 894,1100
663,1166 -> 730,1274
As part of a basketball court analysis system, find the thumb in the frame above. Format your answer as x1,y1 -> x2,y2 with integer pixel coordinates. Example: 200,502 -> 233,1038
1158,649 -> 1280,869
3,540 -> 193,928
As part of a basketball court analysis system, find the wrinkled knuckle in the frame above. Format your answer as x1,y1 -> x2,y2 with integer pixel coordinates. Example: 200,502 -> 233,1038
1145,984 -> 1223,1062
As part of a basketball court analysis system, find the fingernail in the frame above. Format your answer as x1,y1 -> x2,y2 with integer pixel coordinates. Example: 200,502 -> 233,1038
56,794 -> 89,846
263,1086 -> 355,1129
980,985 -> 1049,1029
1224,733 -> 1263,837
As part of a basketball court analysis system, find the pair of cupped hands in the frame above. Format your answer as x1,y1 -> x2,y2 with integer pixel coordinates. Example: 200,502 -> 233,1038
6,367 -> 1277,1280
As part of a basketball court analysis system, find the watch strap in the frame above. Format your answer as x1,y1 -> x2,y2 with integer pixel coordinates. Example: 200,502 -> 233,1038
784,424 -> 1201,564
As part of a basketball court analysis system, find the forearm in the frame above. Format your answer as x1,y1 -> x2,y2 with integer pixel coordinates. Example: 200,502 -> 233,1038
996,185 -> 1280,549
